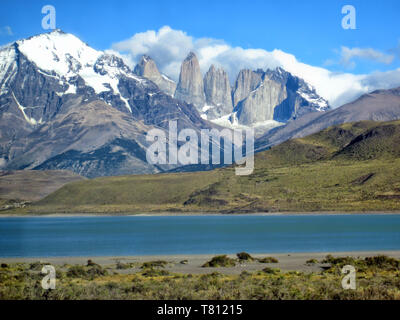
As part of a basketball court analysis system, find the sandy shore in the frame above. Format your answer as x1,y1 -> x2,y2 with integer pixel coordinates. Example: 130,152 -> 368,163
2,211 -> 400,217
2,251 -> 400,274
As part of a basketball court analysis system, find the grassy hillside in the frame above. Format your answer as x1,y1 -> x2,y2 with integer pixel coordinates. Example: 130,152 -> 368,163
0,170 -> 85,211
14,120 -> 400,214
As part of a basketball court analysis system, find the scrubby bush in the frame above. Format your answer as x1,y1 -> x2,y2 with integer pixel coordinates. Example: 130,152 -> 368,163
142,268 -> 170,277
116,261 -> 134,269
258,257 -> 279,263
87,259 -> 97,267
87,264 -> 108,278
29,262 -> 48,271
202,255 -> 236,268
262,267 -> 280,274
67,265 -> 87,278
2,255 -> 400,300
306,259 -> 318,265
67,264 -> 108,280
240,270 -> 252,278
200,272 -> 222,280
321,255 -> 356,266
141,260 -> 168,269
364,255 -> 400,270
237,252 -> 253,261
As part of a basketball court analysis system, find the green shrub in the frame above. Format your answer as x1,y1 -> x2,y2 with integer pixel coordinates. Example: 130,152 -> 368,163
142,268 -> 170,277
306,259 -> 318,265
240,270 -> 252,278
258,257 -> 279,263
237,252 -> 253,261
364,255 -> 400,270
262,267 -> 280,274
67,265 -> 87,278
321,255 -> 356,266
116,261 -> 134,269
200,272 -> 222,280
29,262 -> 47,271
67,264 -> 108,280
202,255 -> 236,268
141,260 -> 168,269
87,264 -> 108,278
87,259 -> 97,267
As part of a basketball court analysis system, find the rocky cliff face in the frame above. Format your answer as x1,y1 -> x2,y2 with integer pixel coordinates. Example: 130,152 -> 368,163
232,69 -> 263,108
133,55 -> 176,96
203,65 -> 233,119
236,75 -> 287,125
234,67 -> 330,126
174,52 -> 205,110
159,53 -> 329,130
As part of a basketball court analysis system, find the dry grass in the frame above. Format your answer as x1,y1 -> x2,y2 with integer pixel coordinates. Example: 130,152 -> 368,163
1,255 -> 400,300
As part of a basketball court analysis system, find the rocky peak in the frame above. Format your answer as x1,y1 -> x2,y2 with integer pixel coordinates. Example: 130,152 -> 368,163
234,67 -> 330,126
94,54 -> 131,76
232,69 -> 263,107
134,55 -> 159,79
235,76 -> 287,125
185,51 -> 197,61
203,64 -> 233,119
133,55 -> 176,96
174,52 -> 205,110
265,67 -> 329,113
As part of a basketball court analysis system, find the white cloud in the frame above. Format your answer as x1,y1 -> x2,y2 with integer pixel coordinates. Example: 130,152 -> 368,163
339,46 -> 395,68
112,26 -> 400,108
0,26 -> 13,36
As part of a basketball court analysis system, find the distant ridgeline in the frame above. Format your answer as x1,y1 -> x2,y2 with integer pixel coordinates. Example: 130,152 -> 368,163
24,119 -> 400,214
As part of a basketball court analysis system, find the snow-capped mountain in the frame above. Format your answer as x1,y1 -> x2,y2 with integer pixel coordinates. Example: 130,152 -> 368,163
265,67 -> 329,113
0,30 -> 217,177
1,29 -> 148,116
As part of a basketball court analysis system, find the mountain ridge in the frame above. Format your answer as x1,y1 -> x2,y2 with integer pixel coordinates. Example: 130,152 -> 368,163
0,30 -> 220,177
133,52 -> 330,129
16,119 -> 400,214
255,86 -> 400,151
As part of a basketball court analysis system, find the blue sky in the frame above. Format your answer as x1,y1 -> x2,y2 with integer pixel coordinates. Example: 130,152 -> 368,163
0,0 -> 399,75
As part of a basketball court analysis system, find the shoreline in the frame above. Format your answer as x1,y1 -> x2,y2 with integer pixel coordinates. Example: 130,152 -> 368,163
2,211 -> 400,218
2,251 -> 400,274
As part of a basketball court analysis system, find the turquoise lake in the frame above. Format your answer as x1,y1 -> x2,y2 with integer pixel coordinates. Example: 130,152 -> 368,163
1,215 -> 400,257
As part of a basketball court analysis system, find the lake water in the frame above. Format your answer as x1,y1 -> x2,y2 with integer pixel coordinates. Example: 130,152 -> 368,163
1,215 -> 400,257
